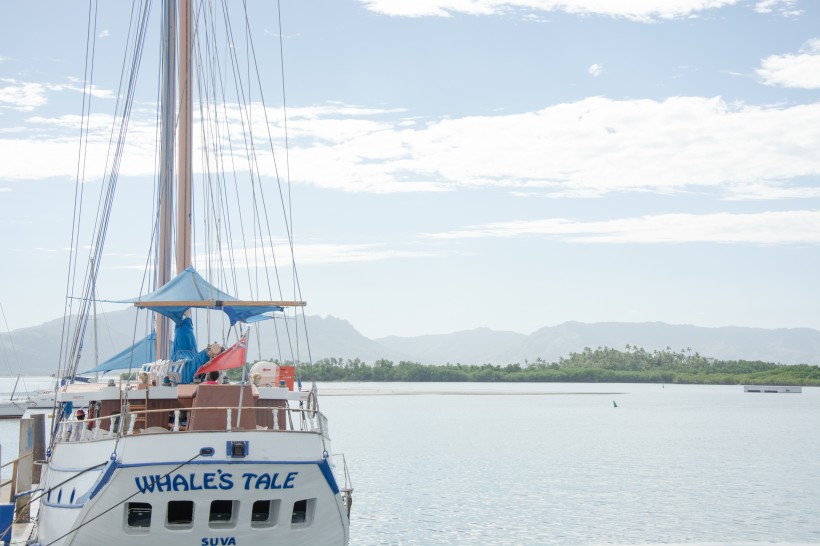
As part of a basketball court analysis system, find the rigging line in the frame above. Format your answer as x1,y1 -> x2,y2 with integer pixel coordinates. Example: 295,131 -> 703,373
186,0 -> 208,285
204,2 -> 286,363
0,303 -> 22,382
0,460 -> 109,541
242,0 -> 312,365
275,0 -> 310,367
59,0 -> 100,382
195,4 -> 236,325
107,0 -> 169,380
68,0 -> 154,377
228,1 -> 295,363
43,452 -> 204,546
68,0 -> 150,362
273,0 -> 301,365
65,0 -> 151,378
222,3 -> 281,296
232,0 -> 283,299
197,7 -> 238,291
212,1 -> 263,297
78,0 -> 154,377
190,2 -> 239,343
15,461 -> 108,516
217,0 -> 260,290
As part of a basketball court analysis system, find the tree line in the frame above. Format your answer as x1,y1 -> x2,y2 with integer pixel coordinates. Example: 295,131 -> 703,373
277,345 -> 820,385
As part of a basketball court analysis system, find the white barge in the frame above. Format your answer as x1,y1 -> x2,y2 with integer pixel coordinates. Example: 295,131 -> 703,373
743,385 -> 802,393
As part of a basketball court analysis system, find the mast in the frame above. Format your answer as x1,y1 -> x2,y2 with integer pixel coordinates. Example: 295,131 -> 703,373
157,0 -> 177,359
157,0 -> 192,360
178,0 -> 193,274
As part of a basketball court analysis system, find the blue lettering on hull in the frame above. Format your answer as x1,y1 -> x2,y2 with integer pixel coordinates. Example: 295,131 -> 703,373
135,470 -> 297,493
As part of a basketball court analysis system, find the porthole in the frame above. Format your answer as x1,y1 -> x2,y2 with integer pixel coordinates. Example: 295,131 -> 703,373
167,500 -> 194,529
291,498 -> 316,528
251,499 -> 281,528
126,502 -> 152,529
209,499 -> 237,528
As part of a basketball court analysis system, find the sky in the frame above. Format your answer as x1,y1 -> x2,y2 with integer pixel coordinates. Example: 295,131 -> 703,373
1,0 -> 820,340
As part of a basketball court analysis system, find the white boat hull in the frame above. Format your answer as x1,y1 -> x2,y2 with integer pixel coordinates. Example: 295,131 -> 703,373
34,430 -> 349,546
0,400 -> 30,419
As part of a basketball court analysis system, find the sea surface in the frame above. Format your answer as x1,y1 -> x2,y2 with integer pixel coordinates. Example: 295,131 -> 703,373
2,379 -> 819,545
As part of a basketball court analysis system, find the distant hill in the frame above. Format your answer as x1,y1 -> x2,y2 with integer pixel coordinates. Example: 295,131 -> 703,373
376,321 -> 820,366
2,311 -> 819,375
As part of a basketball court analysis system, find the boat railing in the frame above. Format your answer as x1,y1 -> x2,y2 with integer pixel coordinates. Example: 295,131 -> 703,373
56,405 -> 327,443
332,452 -> 354,518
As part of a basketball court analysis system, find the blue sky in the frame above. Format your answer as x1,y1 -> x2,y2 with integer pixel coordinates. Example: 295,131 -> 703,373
1,0 -> 819,339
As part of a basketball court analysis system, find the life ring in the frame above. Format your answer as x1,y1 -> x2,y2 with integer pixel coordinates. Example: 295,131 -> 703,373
306,391 -> 318,417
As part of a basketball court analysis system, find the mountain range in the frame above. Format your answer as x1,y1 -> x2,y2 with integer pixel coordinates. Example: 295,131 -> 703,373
2,309 -> 819,376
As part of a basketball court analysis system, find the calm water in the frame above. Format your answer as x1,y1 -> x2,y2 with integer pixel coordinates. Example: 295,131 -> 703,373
3,380 -> 819,545
318,382 -> 820,545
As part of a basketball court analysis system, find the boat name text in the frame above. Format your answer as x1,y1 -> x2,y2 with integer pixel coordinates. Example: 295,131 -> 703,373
134,470 -> 298,493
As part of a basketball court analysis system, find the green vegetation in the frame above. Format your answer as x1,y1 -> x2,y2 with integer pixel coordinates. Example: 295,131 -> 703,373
283,346 -> 820,386
113,346 -> 820,385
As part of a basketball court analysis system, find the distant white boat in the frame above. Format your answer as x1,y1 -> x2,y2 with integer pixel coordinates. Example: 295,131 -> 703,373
0,399 -> 32,419
0,376 -> 34,418
27,377 -> 94,408
26,389 -> 56,408
744,385 -> 802,393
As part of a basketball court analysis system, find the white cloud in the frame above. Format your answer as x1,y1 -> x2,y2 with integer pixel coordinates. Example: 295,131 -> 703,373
359,0 -> 740,22
588,64 -> 603,77
426,210 -> 820,245
754,0 -> 801,16
295,243 -> 440,265
0,187 -> 10,193
4,97 -> 820,200
98,30 -> 110,38
0,78 -> 115,112
757,39 -> 820,89
0,80 -> 49,111
189,242 -> 439,270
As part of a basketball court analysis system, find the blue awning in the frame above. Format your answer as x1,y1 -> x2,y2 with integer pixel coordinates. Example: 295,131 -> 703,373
125,266 -> 288,325
82,331 -> 156,374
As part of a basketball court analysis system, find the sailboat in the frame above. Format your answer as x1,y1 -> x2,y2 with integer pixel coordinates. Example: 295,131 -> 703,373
0,305 -> 34,418
30,1 -> 352,545
0,375 -> 34,419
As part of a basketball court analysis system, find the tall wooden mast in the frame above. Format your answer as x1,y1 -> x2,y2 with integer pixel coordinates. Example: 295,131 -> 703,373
157,0 -> 177,359
177,0 -> 193,274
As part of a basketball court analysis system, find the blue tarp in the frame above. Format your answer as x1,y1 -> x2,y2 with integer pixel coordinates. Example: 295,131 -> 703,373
82,331 -> 156,374
126,266 -> 282,325
171,317 -> 209,383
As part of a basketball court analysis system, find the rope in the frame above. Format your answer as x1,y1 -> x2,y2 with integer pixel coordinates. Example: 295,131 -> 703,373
43,451 -> 203,546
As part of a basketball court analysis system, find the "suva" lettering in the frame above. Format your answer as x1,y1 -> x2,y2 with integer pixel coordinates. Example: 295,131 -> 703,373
201,538 -> 236,546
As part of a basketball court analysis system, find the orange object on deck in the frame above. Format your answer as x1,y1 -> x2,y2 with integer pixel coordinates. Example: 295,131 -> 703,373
276,365 -> 295,390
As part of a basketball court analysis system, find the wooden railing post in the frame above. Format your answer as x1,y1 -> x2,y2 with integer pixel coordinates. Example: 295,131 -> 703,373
14,418 -> 33,522
32,413 -> 46,483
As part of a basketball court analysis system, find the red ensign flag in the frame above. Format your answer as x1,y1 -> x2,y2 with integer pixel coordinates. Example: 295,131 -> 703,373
195,333 -> 248,376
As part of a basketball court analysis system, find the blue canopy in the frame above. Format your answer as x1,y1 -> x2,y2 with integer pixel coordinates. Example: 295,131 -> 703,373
127,266 -> 284,325
82,331 -> 156,374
